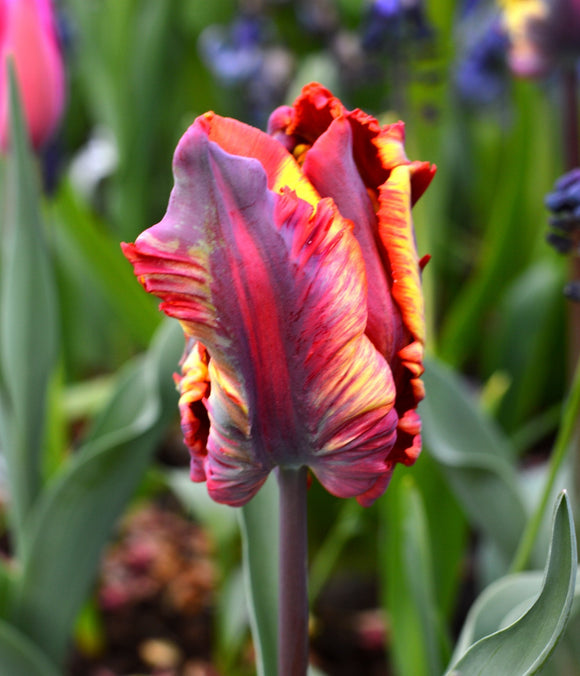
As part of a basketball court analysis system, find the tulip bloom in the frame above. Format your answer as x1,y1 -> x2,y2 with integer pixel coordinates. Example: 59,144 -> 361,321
0,0 -> 65,150
122,83 -> 434,508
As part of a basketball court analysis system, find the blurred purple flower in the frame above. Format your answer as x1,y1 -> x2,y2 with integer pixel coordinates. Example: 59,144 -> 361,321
546,169 -> 580,249
198,14 -> 293,127
545,168 -> 580,298
198,16 -> 265,86
454,17 -> 510,104
362,0 -> 433,51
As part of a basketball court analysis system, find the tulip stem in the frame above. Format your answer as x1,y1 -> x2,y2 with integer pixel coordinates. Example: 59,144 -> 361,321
277,465 -> 309,676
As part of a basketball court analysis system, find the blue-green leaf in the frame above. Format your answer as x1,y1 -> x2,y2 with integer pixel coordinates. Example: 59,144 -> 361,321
0,620 -> 60,676
9,320 -> 182,665
50,181 -> 160,346
380,473 -> 448,676
0,64 -> 58,551
447,491 -> 577,675
238,474 -> 279,676
421,357 -> 527,566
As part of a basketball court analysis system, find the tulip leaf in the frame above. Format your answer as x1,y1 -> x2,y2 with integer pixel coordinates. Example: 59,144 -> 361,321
446,491 -> 577,675
421,357 -> 528,565
438,85 -> 556,369
9,320 -> 182,665
0,558 -> 13,619
51,180 -> 160,347
238,474 -> 279,676
482,261 -> 566,433
0,620 -> 60,676
215,568 -> 249,671
381,473 -> 448,676
0,64 -> 58,551
308,498 -> 364,603
451,571 -> 544,663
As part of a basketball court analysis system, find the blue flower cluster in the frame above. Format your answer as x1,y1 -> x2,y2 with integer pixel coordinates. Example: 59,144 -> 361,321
545,169 -> 580,300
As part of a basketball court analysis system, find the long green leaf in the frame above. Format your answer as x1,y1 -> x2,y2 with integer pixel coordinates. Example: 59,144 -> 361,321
50,180 -> 160,347
482,261 -> 566,433
447,491 -> 577,675
380,473 -> 448,676
421,357 -> 528,566
451,572 -> 545,664
238,474 -> 279,676
0,65 -> 58,551
438,83 -> 557,368
0,621 -> 60,676
9,320 -> 182,665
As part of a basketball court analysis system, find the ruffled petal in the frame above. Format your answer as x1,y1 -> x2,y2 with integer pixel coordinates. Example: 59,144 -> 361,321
123,117 -> 400,506
300,114 -> 403,359
267,82 -> 436,203
174,340 -> 211,481
267,82 -> 433,472
377,165 -> 425,346
376,164 -> 426,462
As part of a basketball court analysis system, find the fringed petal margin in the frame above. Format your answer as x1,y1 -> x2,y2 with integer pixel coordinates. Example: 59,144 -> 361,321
377,164 -> 426,463
377,164 -> 425,347
267,82 -> 436,204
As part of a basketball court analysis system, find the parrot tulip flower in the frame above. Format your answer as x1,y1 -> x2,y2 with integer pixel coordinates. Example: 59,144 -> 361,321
122,83 -> 434,508
0,0 -> 65,150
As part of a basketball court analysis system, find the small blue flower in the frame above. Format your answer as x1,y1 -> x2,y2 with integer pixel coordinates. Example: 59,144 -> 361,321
198,16 -> 266,86
454,18 -> 509,105
545,169 -> 580,299
198,14 -> 293,127
362,0 -> 432,51
546,169 -> 580,253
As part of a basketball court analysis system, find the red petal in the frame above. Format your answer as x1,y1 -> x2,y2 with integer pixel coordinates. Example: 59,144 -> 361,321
199,112 -> 320,208
300,115 -> 403,358
268,82 -> 436,203
376,165 -> 426,462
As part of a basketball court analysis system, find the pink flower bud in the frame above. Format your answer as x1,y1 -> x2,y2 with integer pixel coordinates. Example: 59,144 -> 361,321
0,0 -> 65,150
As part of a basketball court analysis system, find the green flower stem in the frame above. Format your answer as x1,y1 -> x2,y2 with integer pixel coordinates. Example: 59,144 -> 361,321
561,64 -> 580,367
561,65 -> 579,172
511,353 -> 580,573
560,62 -> 580,531
277,465 -> 309,676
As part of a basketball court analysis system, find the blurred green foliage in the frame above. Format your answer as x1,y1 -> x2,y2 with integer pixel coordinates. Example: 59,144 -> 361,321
0,0 -> 579,674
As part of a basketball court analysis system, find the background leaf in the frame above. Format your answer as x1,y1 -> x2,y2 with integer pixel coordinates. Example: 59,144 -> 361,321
8,321 -> 182,665
447,491 -> 577,675
0,65 -> 58,550
0,621 -> 60,676
421,357 -> 529,567
380,473 -> 449,676
238,474 -> 279,676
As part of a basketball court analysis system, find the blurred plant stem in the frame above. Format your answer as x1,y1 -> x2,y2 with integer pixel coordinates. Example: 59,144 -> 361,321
277,466 -> 309,676
562,65 -> 580,365
511,350 -> 580,573
560,64 -> 580,527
